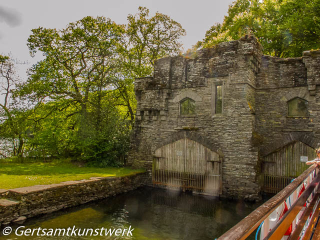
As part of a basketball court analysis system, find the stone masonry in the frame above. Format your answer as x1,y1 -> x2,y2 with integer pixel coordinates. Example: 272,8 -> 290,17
0,172 -> 148,225
128,35 -> 320,200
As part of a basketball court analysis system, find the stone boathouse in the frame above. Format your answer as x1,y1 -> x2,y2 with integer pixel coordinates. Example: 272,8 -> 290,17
128,35 -> 320,201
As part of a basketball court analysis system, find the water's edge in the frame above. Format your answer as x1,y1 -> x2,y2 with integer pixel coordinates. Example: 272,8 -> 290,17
1,187 -> 264,240
0,172 -> 148,225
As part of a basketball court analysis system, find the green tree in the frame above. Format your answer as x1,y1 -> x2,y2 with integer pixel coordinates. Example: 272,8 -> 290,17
126,6 -> 186,75
17,16 -> 125,163
198,0 -> 320,57
21,100 -> 79,159
17,8 -> 185,165
113,6 -> 186,121
0,55 -> 27,157
24,16 -> 123,114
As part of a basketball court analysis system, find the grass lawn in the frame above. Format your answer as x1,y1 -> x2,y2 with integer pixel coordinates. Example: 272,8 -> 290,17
0,159 -> 145,190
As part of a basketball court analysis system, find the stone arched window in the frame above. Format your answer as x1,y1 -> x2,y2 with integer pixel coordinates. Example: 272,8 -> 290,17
288,97 -> 308,117
180,98 -> 195,115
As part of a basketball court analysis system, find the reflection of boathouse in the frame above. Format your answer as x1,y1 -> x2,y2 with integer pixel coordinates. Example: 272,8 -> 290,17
128,35 -> 320,200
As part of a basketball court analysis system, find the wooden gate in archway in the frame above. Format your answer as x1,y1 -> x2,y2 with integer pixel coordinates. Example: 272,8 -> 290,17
152,138 -> 222,196
261,141 -> 316,193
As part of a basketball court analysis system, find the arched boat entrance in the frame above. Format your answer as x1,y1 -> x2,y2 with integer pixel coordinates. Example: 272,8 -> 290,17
261,141 -> 317,194
152,138 -> 222,196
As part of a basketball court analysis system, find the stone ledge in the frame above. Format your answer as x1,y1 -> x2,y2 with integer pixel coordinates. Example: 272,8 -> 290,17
282,129 -> 313,132
0,189 -> 8,197
303,49 -> 320,57
8,176 -> 123,195
0,172 -> 148,225
0,199 -> 20,207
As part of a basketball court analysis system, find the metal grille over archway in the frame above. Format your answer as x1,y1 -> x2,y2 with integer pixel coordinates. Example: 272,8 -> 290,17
261,141 -> 316,194
152,138 -> 222,196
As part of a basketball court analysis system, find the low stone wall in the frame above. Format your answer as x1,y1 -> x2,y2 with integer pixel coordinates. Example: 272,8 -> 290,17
0,172 -> 148,225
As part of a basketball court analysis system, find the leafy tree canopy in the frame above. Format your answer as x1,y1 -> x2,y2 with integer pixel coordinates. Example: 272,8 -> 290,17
113,6 -> 186,120
198,0 -> 320,57
22,16 -> 123,107
8,7 -> 185,165
19,7 -> 186,121
125,6 -> 186,77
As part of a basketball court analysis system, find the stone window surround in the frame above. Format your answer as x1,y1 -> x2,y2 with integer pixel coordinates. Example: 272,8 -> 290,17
215,83 -> 223,114
180,97 -> 196,116
212,81 -> 224,116
172,89 -> 202,118
277,88 -> 313,119
171,81 -> 225,118
287,97 -> 309,118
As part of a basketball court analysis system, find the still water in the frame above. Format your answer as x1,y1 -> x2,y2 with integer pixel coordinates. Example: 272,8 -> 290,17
1,187 -> 263,240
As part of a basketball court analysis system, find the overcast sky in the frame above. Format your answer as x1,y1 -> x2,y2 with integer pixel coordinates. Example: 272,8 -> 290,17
0,0 -> 234,81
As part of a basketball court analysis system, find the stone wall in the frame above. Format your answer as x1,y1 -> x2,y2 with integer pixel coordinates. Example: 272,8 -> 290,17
129,35 -> 263,200
0,172 -> 148,225
129,34 -> 320,200
255,51 -> 320,156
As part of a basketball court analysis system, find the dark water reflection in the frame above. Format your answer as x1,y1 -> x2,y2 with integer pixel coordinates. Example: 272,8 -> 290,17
0,187 -> 263,239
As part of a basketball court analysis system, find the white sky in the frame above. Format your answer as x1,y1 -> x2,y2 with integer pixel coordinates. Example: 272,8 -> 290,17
0,0 -> 234,82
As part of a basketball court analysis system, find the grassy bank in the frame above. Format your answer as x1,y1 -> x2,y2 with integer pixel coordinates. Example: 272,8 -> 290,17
0,159 -> 144,190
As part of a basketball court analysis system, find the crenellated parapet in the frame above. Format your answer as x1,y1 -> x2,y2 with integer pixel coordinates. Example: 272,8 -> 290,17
137,35 -> 263,91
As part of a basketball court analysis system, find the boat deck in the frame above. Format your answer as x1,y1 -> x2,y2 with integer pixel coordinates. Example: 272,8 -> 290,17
218,165 -> 320,240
